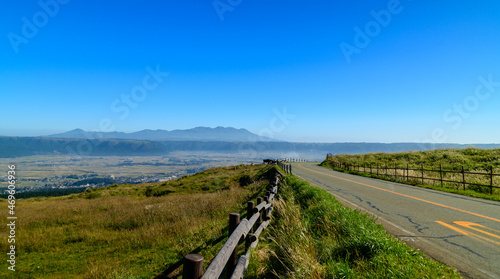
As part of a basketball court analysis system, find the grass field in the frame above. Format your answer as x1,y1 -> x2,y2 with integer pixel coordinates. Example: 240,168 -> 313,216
0,164 -> 272,278
246,174 -> 461,278
322,148 -> 500,200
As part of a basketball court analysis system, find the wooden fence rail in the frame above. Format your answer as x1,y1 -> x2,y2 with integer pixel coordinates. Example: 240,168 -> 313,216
182,171 -> 282,279
330,161 -> 499,195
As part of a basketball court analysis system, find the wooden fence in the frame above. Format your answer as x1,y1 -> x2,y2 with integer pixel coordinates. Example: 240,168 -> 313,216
282,158 -> 308,163
182,171 -> 282,279
330,161 -> 500,195
277,161 -> 292,174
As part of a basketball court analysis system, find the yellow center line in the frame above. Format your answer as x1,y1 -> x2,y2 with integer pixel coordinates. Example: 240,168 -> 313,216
297,164 -> 500,223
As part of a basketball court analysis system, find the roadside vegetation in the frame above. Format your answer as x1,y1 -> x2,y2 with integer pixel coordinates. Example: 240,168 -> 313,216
246,174 -> 461,278
322,148 -> 500,201
0,164 -> 273,278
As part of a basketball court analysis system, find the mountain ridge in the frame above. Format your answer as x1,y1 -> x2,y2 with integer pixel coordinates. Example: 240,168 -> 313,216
45,126 -> 279,142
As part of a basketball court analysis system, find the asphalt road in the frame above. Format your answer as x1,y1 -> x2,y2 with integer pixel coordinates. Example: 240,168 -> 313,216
292,163 -> 500,279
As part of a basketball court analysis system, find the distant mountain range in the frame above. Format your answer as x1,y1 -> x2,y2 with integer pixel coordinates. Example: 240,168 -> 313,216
46,127 -> 279,142
1,135 -> 500,159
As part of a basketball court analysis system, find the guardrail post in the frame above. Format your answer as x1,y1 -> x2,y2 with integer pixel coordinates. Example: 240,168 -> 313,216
227,213 -> 240,278
183,254 -> 203,279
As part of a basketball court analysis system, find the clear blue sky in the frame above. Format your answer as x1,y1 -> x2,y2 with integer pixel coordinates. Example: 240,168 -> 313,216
1,0 -> 500,143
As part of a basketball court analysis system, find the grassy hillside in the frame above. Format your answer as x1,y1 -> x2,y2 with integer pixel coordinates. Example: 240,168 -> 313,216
246,175 -> 461,278
0,164 -> 273,278
325,148 -> 500,170
322,148 -> 500,199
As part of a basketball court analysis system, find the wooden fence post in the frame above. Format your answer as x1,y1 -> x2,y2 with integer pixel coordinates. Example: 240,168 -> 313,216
183,254 -> 203,279
263,196 -> 269,221
246,201 -> 255,249
256,197 -> 263,228
406,164 -> 409,181
377,163 -> 379,176
227,213 -> 240,278
490,166 -> 494,195
439,164 -> 443,187
421,164 -> 424,184
395,163 -> 397,179
462,166 -> 466,191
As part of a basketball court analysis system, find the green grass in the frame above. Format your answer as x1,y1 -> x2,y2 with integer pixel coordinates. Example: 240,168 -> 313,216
246,174 -> 461,279
322,148 -> 500,201
0,164 -> 274,278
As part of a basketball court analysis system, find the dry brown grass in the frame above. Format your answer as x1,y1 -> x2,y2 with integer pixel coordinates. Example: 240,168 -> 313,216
0,164 -> 271,278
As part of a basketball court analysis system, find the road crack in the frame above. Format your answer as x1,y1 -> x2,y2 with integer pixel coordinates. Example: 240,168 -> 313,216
397,214 -> 429,233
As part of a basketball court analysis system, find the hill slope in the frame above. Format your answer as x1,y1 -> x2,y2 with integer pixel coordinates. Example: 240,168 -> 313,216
0,164 -> 273,278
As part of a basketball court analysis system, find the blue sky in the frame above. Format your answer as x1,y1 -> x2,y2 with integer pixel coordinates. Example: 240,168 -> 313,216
1,0 -> 500,143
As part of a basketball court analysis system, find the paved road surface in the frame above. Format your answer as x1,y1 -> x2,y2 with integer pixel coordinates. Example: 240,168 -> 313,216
292,163 -> 500,279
